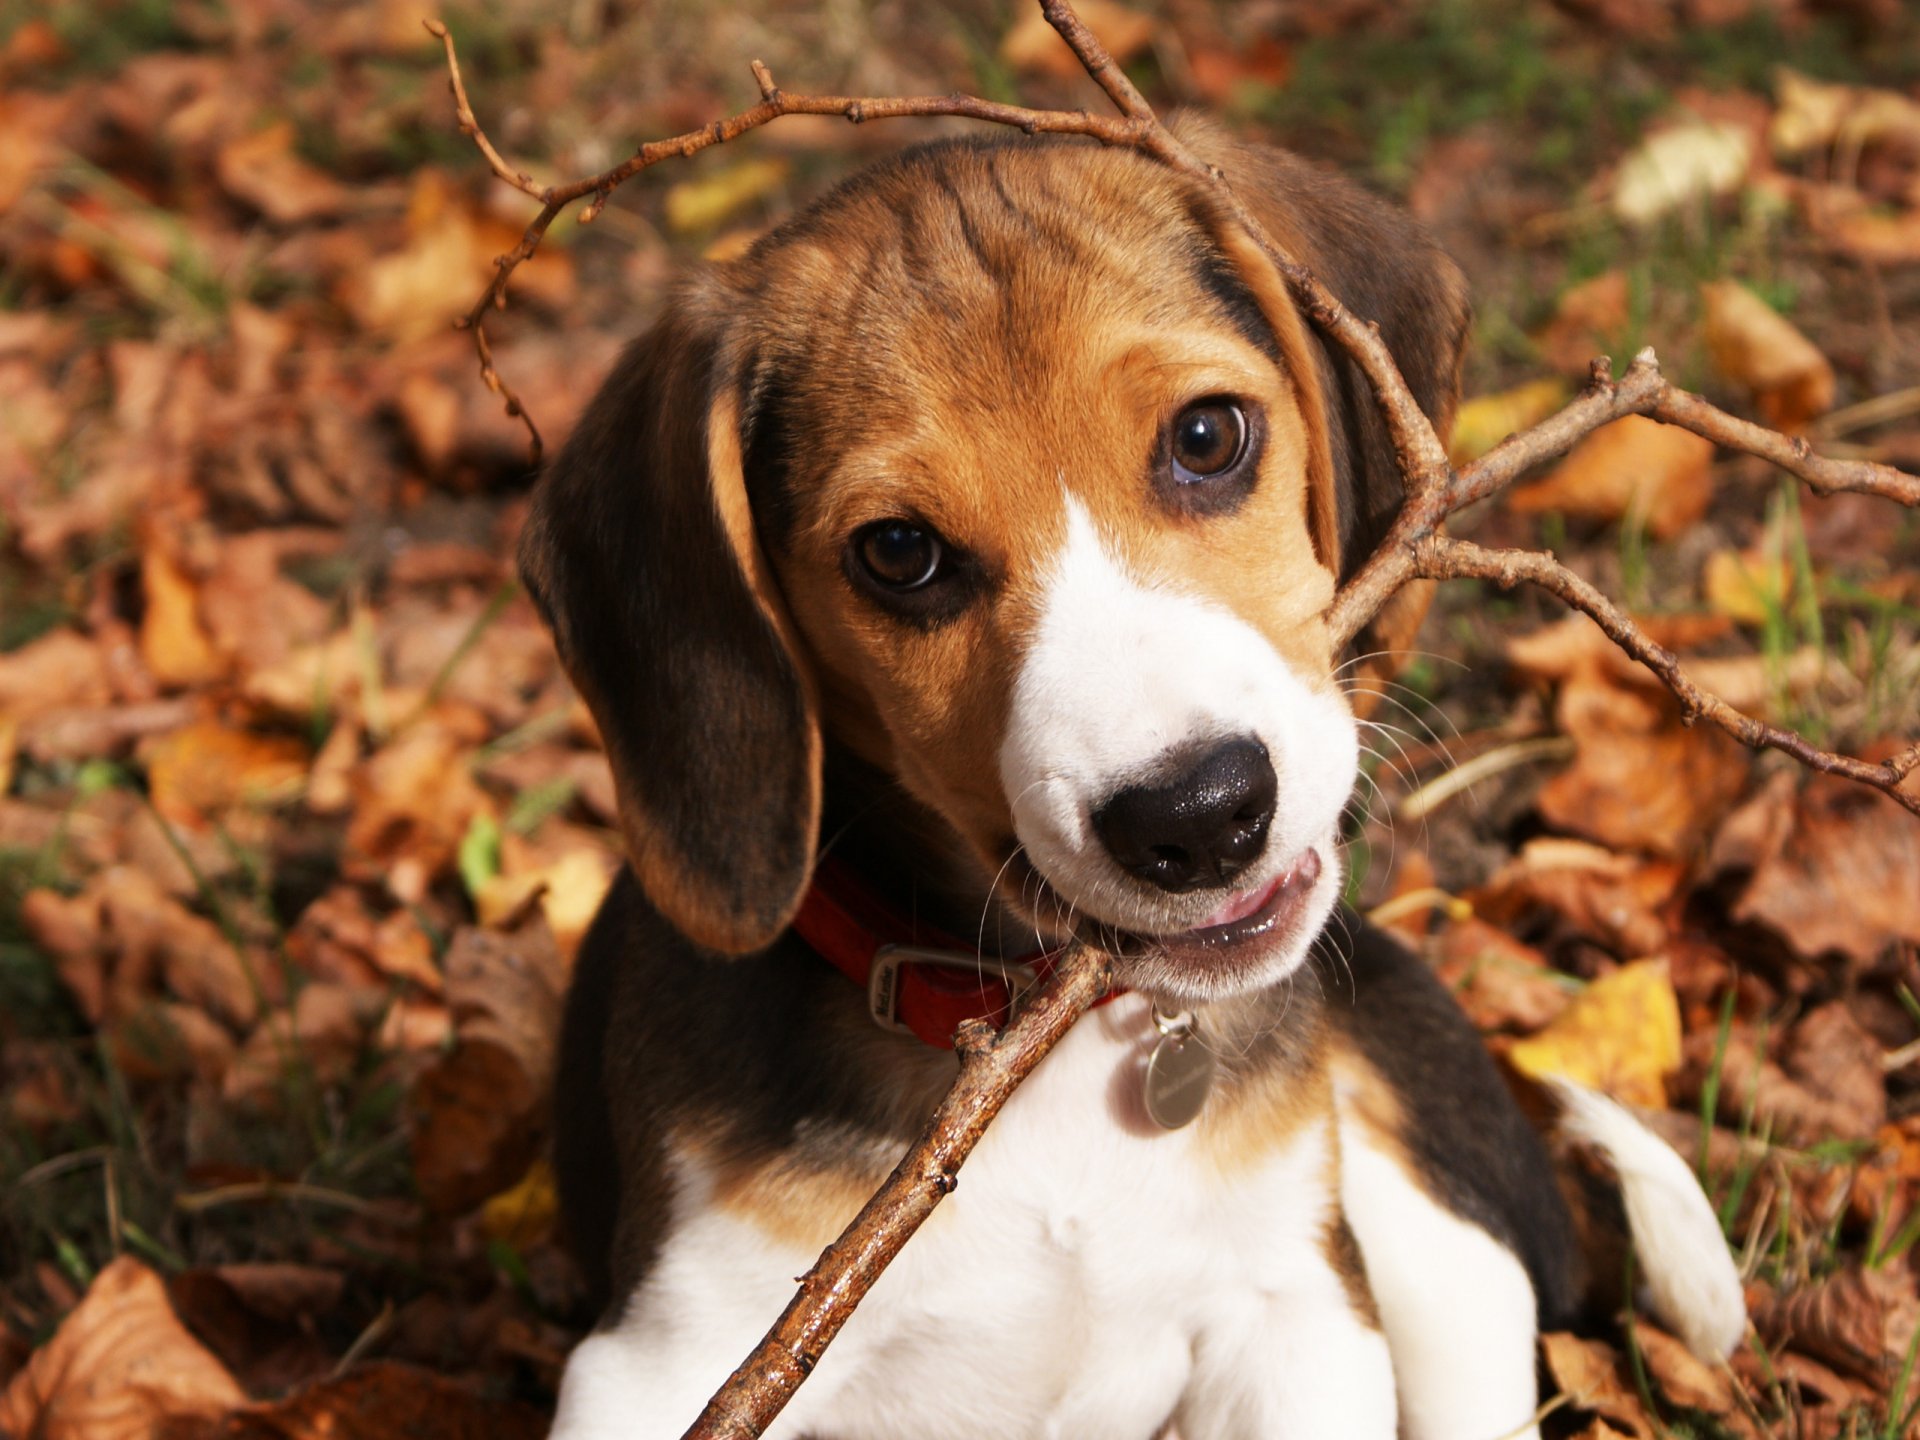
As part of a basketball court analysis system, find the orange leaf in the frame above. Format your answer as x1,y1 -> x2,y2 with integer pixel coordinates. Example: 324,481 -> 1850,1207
1701,281 -> 1834,432
0,1257 -> 244,1440
144,719 -> 308,824
1506,415 -> 1715,539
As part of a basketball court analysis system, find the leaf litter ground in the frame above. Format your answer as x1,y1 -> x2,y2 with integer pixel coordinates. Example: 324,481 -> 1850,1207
2,2 -> 1920,1436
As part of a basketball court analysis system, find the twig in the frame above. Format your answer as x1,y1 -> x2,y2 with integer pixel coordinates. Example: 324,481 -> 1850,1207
424,4 -> 1920,1435
681,942 -> 1113,1438
1414,535 -> 1920,816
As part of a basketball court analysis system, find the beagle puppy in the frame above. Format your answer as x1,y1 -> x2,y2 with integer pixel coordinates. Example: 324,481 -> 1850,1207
521,116 -> 1743,1440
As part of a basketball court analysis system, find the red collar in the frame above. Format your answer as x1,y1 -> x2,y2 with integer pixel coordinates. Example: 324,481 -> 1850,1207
792,856 -> 1110,1049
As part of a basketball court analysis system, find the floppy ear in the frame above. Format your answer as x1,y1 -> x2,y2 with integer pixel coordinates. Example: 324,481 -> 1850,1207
1176,118 -> 1470,673
518,287 -> 822,956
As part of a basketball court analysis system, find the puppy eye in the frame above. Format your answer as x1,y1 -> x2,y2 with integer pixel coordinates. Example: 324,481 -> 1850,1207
855,520 -> 944,591
1170,400 -> 1248,482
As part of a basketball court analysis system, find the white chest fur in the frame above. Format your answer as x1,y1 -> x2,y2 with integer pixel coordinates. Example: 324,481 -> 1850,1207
550,994 -> 1397,1440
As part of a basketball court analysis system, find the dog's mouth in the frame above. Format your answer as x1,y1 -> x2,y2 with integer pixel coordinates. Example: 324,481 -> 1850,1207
1008,844 -> 1327,996
1150,848 -> 1321,955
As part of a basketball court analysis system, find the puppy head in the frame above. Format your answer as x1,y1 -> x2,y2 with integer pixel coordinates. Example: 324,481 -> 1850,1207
521,127 -> 1466,997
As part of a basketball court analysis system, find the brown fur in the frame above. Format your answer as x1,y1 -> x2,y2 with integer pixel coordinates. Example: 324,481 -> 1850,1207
520,122 -> 1468,957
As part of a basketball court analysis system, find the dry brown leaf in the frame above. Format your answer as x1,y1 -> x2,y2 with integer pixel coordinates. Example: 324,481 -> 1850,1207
222,983 -> 378,1107
140,545 -> 225,688
1508,959 -> 1682,1108
1506,415 -> 1717,539
1540,1331 -> 1655,1439
1710,770 -> 1920,964
1001,0 -> 1157,77
155,1360 -> 547,1440
0,628 -> 113,721
214,122 -> 353,225
408,918 -> 566,1215
475,843 -> 616,961
1629,1319 -> 1754,1433
1535,271 -> 1630,377
108,999 -> 238,1086
1783,1003 -> 1887,1137
144,718 -> 309,825
1753,1268 -> 1920,1382
1431,915 -> 1573,1032
340,173 -> 575,341
342,717 -> 491,895
1537,678 -> 1751,859
1701,280 -> 1835,432
285,885 -> 444,994
22,867 -> 262,1031
1474,839 -> 1681,958
0,1256 -> 244,1440
1507,611 -> 1732,685
1681,1024 -> 1874,1144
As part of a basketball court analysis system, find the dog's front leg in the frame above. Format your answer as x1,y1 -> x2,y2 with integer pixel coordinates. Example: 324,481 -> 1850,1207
1172,1251 -> 1398,1440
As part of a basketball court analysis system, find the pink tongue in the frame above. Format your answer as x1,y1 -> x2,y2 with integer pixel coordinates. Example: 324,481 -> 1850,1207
1198,871 -> 1282,930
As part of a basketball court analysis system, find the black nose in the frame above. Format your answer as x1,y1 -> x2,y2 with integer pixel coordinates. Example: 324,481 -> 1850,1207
1092,738 -> 1278,893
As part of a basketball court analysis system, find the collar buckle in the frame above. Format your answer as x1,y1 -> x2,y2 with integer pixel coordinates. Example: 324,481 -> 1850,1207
867,944 -> 1041,1037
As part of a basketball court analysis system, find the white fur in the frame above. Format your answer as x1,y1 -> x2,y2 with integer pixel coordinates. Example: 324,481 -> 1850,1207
1548,1078 -> 1747,1359
998,499 -> 1356,993
1339,1116 -> 1544,1440
551,994 -> 1394,1440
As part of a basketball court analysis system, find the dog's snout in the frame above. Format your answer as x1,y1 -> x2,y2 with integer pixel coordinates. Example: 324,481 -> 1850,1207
1092,738 -> 1277,893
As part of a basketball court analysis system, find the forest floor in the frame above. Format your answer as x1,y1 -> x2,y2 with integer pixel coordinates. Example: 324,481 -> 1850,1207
3,1 -> 1920,1436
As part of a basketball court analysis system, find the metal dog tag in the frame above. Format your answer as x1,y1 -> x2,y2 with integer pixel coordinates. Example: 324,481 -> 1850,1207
1144,1009 -> 1215,1130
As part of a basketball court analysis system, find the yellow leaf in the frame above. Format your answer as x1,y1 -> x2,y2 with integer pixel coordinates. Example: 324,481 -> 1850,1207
1508,959 -> 1682,1109
1449,378 -> 1568,465
664,158 -> 790,236
481,1156 -> 559,1249
1703,546 -> 1791,626
1701,281 -> 1833,432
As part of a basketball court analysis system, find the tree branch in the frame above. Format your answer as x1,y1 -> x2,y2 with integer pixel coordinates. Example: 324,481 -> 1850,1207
425,5 -> 1920,1436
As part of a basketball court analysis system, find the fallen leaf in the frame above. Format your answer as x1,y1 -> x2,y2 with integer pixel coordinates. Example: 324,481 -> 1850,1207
1431,915 -> 1574,1032
1001,0 -> 1157,77
144,719 -> 309,825
22,866 -> 262,1030
222,983 -> 377,1106
1534,271 -> 1631,377
1474,839 -> 1681,959
140,545 -> 225,688
0,1256 -> 244,1440
1505,415 -> 1716,538
409,918 -> 565,1214
1709,769 -> 1920,964
155,1360 -> 547,1440
340,173 -> 575,341
1702,545 -> 1791,625
1611,119 -> 1753,226
663,157 -> 789,234
1680,1023 -> 1875,1144
1540,1331 -> 1655,1439
1752,1267 -> 1920,1383
1536,680 -> 1750,859
1701,280 -> 1834,431
0,628 -> 113,720
1508,959 -> 1682,1108
1770,68 -> 1920,161
214,122 -> 354,225
1449,378 -> 1569,465
475,844 -> 616,960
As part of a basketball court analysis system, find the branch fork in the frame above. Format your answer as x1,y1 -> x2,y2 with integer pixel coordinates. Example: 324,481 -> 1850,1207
425,4 -> 1920,1433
